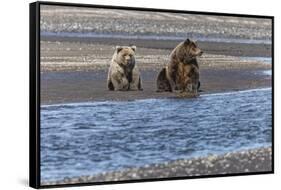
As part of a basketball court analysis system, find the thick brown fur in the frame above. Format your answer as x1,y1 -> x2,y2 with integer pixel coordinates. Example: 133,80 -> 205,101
156,67 -> 172,92
156,38 -> 203,94
107,46 -> 142,91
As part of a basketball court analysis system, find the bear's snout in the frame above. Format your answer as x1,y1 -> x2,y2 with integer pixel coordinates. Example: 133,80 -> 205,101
125,56 -> 135,65
125,55 -> 131,60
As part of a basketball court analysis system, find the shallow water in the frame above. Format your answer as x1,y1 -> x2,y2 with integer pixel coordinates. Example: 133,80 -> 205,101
41,88 -> 272,182
240,56 -> 272,64
239,56 -> 272,76
41,31 -> 272,45
262,70 -> 272,76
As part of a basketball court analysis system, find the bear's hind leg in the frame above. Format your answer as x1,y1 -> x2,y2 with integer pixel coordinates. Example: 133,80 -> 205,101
107,79 -> 114,90
129,70 -> 142,91
156,68 -> 172,92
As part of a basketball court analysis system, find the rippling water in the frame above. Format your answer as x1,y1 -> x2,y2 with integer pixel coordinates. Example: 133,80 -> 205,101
41,88 -> 272,181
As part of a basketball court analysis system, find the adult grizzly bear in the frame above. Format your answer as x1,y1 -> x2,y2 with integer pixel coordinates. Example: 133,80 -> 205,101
156,38 -> 203,94
107,46 -> 142,91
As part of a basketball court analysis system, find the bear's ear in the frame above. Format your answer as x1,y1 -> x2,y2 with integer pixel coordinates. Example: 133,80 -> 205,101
184,38 -> 191,45
116,46 -> 123,53
131,46 -> 136,52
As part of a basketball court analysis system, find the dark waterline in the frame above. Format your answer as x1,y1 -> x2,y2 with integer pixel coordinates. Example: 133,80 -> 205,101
41,31 -> 272,45
40,88 -> 272,181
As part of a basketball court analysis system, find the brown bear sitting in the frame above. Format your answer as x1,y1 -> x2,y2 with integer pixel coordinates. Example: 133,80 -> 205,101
156,38 -> 203,95
107,46 -> 142,91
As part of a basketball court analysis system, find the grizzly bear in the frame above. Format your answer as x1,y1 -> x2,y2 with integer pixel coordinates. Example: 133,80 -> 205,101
107,46 -> 142,91
156,38 -> 203,94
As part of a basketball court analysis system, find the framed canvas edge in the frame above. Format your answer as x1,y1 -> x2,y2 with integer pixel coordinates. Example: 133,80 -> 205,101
29,1 -> 275,189
30,1 -> 41,189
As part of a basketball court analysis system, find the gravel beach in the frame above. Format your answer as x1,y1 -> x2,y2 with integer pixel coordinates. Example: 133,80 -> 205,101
40,5 -> 272,42
41,147 -> 272,185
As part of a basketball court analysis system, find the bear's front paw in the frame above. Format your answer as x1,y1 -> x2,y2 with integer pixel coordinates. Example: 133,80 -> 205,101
177,91 -> 199,98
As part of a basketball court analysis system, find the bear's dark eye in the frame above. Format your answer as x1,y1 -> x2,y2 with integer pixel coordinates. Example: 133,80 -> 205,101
191,43 -> 196,48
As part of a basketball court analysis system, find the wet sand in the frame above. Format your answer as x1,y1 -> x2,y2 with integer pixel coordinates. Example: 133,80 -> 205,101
41,146 -> 272,185
41,68 -> 271,104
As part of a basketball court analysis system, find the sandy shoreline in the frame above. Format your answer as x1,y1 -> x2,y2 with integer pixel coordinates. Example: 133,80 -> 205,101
40,40 -> 271,105
41,146 -> 272,185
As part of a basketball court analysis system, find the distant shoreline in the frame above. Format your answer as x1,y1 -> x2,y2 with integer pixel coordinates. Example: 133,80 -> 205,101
41,36 -> 272,58
41,32 -> 272,45
41,5 -> 272,45
41,146 -> 272,185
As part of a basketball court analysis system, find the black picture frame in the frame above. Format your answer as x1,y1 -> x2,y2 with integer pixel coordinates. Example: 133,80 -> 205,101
30,1 -> 274,189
